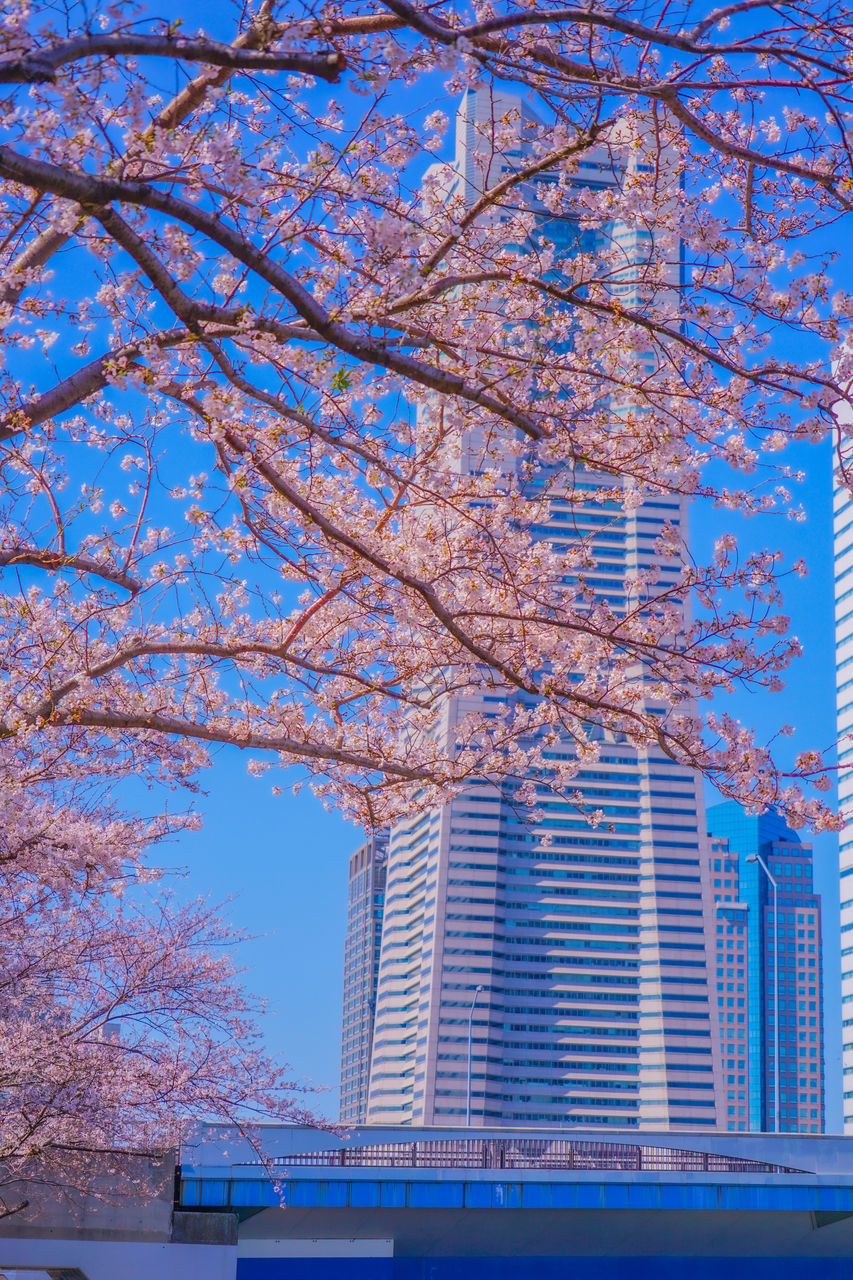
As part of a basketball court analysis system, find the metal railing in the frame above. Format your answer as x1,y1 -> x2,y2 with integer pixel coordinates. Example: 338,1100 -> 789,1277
274,1137 -> 801,1175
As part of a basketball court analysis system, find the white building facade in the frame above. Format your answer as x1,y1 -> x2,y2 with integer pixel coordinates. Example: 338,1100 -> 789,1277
364,91 -> 722,1130
834,418 -> 853,1131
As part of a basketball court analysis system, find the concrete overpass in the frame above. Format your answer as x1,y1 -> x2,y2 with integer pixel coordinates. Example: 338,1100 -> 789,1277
7,1126 -> 853,1277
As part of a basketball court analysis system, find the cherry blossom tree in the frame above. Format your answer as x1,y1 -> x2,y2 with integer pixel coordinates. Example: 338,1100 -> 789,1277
0,734 -> 314,1219
1,0 -> 851,847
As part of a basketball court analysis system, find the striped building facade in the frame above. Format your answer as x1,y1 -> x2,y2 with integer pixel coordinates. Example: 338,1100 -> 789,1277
363,89 -> 722,1129
834,419 -> 853,1131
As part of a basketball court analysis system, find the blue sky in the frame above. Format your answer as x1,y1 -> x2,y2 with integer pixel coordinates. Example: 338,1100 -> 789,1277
161,764 -> 355,1120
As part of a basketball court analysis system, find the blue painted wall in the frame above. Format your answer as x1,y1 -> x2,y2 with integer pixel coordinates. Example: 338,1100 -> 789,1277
237,1258 -> 853,1280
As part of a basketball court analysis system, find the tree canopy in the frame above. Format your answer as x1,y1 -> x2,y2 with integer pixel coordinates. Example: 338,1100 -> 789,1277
2,0 -> 850,831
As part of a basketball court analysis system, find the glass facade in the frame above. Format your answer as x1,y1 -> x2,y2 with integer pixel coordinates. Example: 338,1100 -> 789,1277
339,832 -> 388,1124
706,802 -> 825,1133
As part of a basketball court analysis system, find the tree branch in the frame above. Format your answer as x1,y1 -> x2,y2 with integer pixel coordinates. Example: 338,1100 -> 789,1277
0,146 -> 549,440
44,706 -> 432,781
0,34 -> 346,84
419,124 -> 607,279
0,547 -> 142,594
0,328 -> 190,441
0,2 -> 306,310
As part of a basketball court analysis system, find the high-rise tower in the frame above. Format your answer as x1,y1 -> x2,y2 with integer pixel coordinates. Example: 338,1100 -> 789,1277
834,419 -> 853,1132
706,802 -> 824,1134
363,90 -> 722,1130
340,832 -> 388,1125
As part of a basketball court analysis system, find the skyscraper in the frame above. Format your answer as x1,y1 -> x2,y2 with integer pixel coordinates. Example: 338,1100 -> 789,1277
706,802 -> 825,1134
362,90 -> 722,1130
835,428 -> 853,1132
339,832 -> 388,1125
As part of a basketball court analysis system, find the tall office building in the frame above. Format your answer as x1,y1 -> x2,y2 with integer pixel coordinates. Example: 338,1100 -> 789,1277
340,832 -> 388,1125
835,425 -> 853,1131
706,802 -> 824,1134
363,90 -> 722,1130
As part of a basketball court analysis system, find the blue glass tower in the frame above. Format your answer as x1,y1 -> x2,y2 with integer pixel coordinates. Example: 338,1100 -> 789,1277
706,802 -> 824,1133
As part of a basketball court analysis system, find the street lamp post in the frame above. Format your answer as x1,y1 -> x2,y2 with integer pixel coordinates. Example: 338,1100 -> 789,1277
466,984 -> 484,1128
747,852 -> 780,1133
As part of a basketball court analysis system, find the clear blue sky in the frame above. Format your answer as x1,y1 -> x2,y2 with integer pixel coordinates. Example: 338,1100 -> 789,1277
162,765 -> 355,1121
